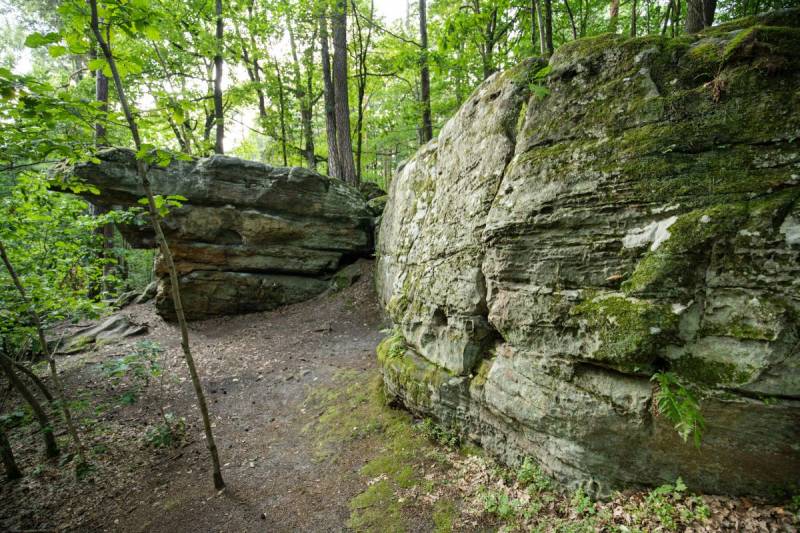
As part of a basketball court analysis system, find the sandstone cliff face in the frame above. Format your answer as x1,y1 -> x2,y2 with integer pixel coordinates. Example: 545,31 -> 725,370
376,11 -> 800,498
71,149 -> 374,319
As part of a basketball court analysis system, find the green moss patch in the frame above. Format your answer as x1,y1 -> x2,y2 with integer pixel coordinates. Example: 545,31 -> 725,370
672,355 -> 755,387
303,368 -> 463,532
572,294 -> 679,372
623,191 -> 799,298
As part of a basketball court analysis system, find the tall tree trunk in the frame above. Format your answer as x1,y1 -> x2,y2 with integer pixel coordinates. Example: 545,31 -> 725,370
287,18 -> 317,170
661,0 -> 673,35
213,0 -> 224,154
0,351 -> 58,459
534,0 -> 546,55
419,0 -> 433,143
274,63 -> 289,166
631,0 -> 638,36
351,0 -> 373,180
609,0 -> 620,33
91,40 -> 113,294
332,0 -> 358,185
686,0 -> 716,33
564,0 -> 578,40
95,58 -> 108,145
320,13 -> 340,179
530,0 -> 538,50
90,0 -> 224,490
0,424 -> 22,480
302,85 -> 316,170
543,0 -> 554,55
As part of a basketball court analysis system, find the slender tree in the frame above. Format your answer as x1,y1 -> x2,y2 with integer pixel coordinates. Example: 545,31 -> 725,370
319,11 -> 340,179
351,0 -> 375,179
89,0 -> 225,490
0,351 -> 58,459
331,0 -> 358,185
0,240 -> 86,466
564,0 -> 578,40
0,241 -> 82,467
214,0 -> 225,154
0,424 -> 22,480
534,0 -> 547,55
419,0 -> 432,144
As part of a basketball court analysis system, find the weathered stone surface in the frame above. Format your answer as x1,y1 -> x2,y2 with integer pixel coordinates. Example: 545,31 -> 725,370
60,315 -> 147,354
330,260 -> 367,291
68,149 -> 374,319
134,281 -> 158,304
377,11 -> 800,499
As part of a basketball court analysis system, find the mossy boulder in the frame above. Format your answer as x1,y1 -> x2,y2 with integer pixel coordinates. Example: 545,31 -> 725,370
377,10 -> 800,500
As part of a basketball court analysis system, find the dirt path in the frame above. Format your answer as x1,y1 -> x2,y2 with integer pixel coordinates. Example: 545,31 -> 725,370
112,260 -> 387,532
2,261 -> 391,532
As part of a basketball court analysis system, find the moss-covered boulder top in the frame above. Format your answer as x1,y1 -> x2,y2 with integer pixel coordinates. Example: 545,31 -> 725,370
376,9 -> 800,499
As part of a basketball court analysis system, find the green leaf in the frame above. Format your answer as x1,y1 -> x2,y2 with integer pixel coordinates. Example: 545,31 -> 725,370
48,45 -> 68,58
142,26 -> 161,40
87,58 -> 106,71
24,32 -> 61,48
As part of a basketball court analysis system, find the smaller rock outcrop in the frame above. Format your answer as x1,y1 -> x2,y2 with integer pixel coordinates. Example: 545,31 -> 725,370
67,149 -> 375,320
59,315 -> 147,354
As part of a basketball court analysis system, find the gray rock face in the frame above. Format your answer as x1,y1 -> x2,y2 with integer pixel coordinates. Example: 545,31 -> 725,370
69,149 -> 374,320
376,11 -> 800,499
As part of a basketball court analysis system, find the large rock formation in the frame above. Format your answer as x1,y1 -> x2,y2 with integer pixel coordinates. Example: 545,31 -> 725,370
70,149 -> 374,319
376,11 -> 800,499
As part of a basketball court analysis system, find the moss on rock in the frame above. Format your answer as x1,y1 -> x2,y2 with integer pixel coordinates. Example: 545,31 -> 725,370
572,294 -> 679,372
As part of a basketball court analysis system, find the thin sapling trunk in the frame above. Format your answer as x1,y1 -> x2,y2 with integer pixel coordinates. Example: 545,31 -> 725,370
90,0 -> 224,490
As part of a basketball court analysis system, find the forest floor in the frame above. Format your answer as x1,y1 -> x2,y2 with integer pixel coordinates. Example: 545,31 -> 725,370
1,261 -> 798,532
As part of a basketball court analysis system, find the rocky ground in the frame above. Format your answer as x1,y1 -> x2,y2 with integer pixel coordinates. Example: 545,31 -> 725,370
0,261 -> 797,532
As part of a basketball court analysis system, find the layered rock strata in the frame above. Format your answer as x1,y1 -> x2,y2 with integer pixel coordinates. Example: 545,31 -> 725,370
70,149 -> 375,319
376,11 -> 800,498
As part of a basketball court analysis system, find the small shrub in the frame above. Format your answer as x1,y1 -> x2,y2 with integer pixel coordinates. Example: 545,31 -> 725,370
482,489 -> 522,520
570,487 -> 595,517
420,418 -> 460,449
517,457 -> 551,493
102,340 -> 163,392
145,413 -> 185,448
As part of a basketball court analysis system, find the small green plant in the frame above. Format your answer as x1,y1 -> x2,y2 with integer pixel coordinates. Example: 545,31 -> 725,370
145,413 -> 185,448
386,328 -> 407,358
630,477 -> 710,529
652,372 -> 705,447
788,494 -> 800,516
0,408 -> 31,429
102,340 -> 163,394
482,489 -> 522,520
643,478 -> 685,530
528,65 -> 552,100
420,418 -> 461,449
570,487 -> 595,516
517,457 -> 551,493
